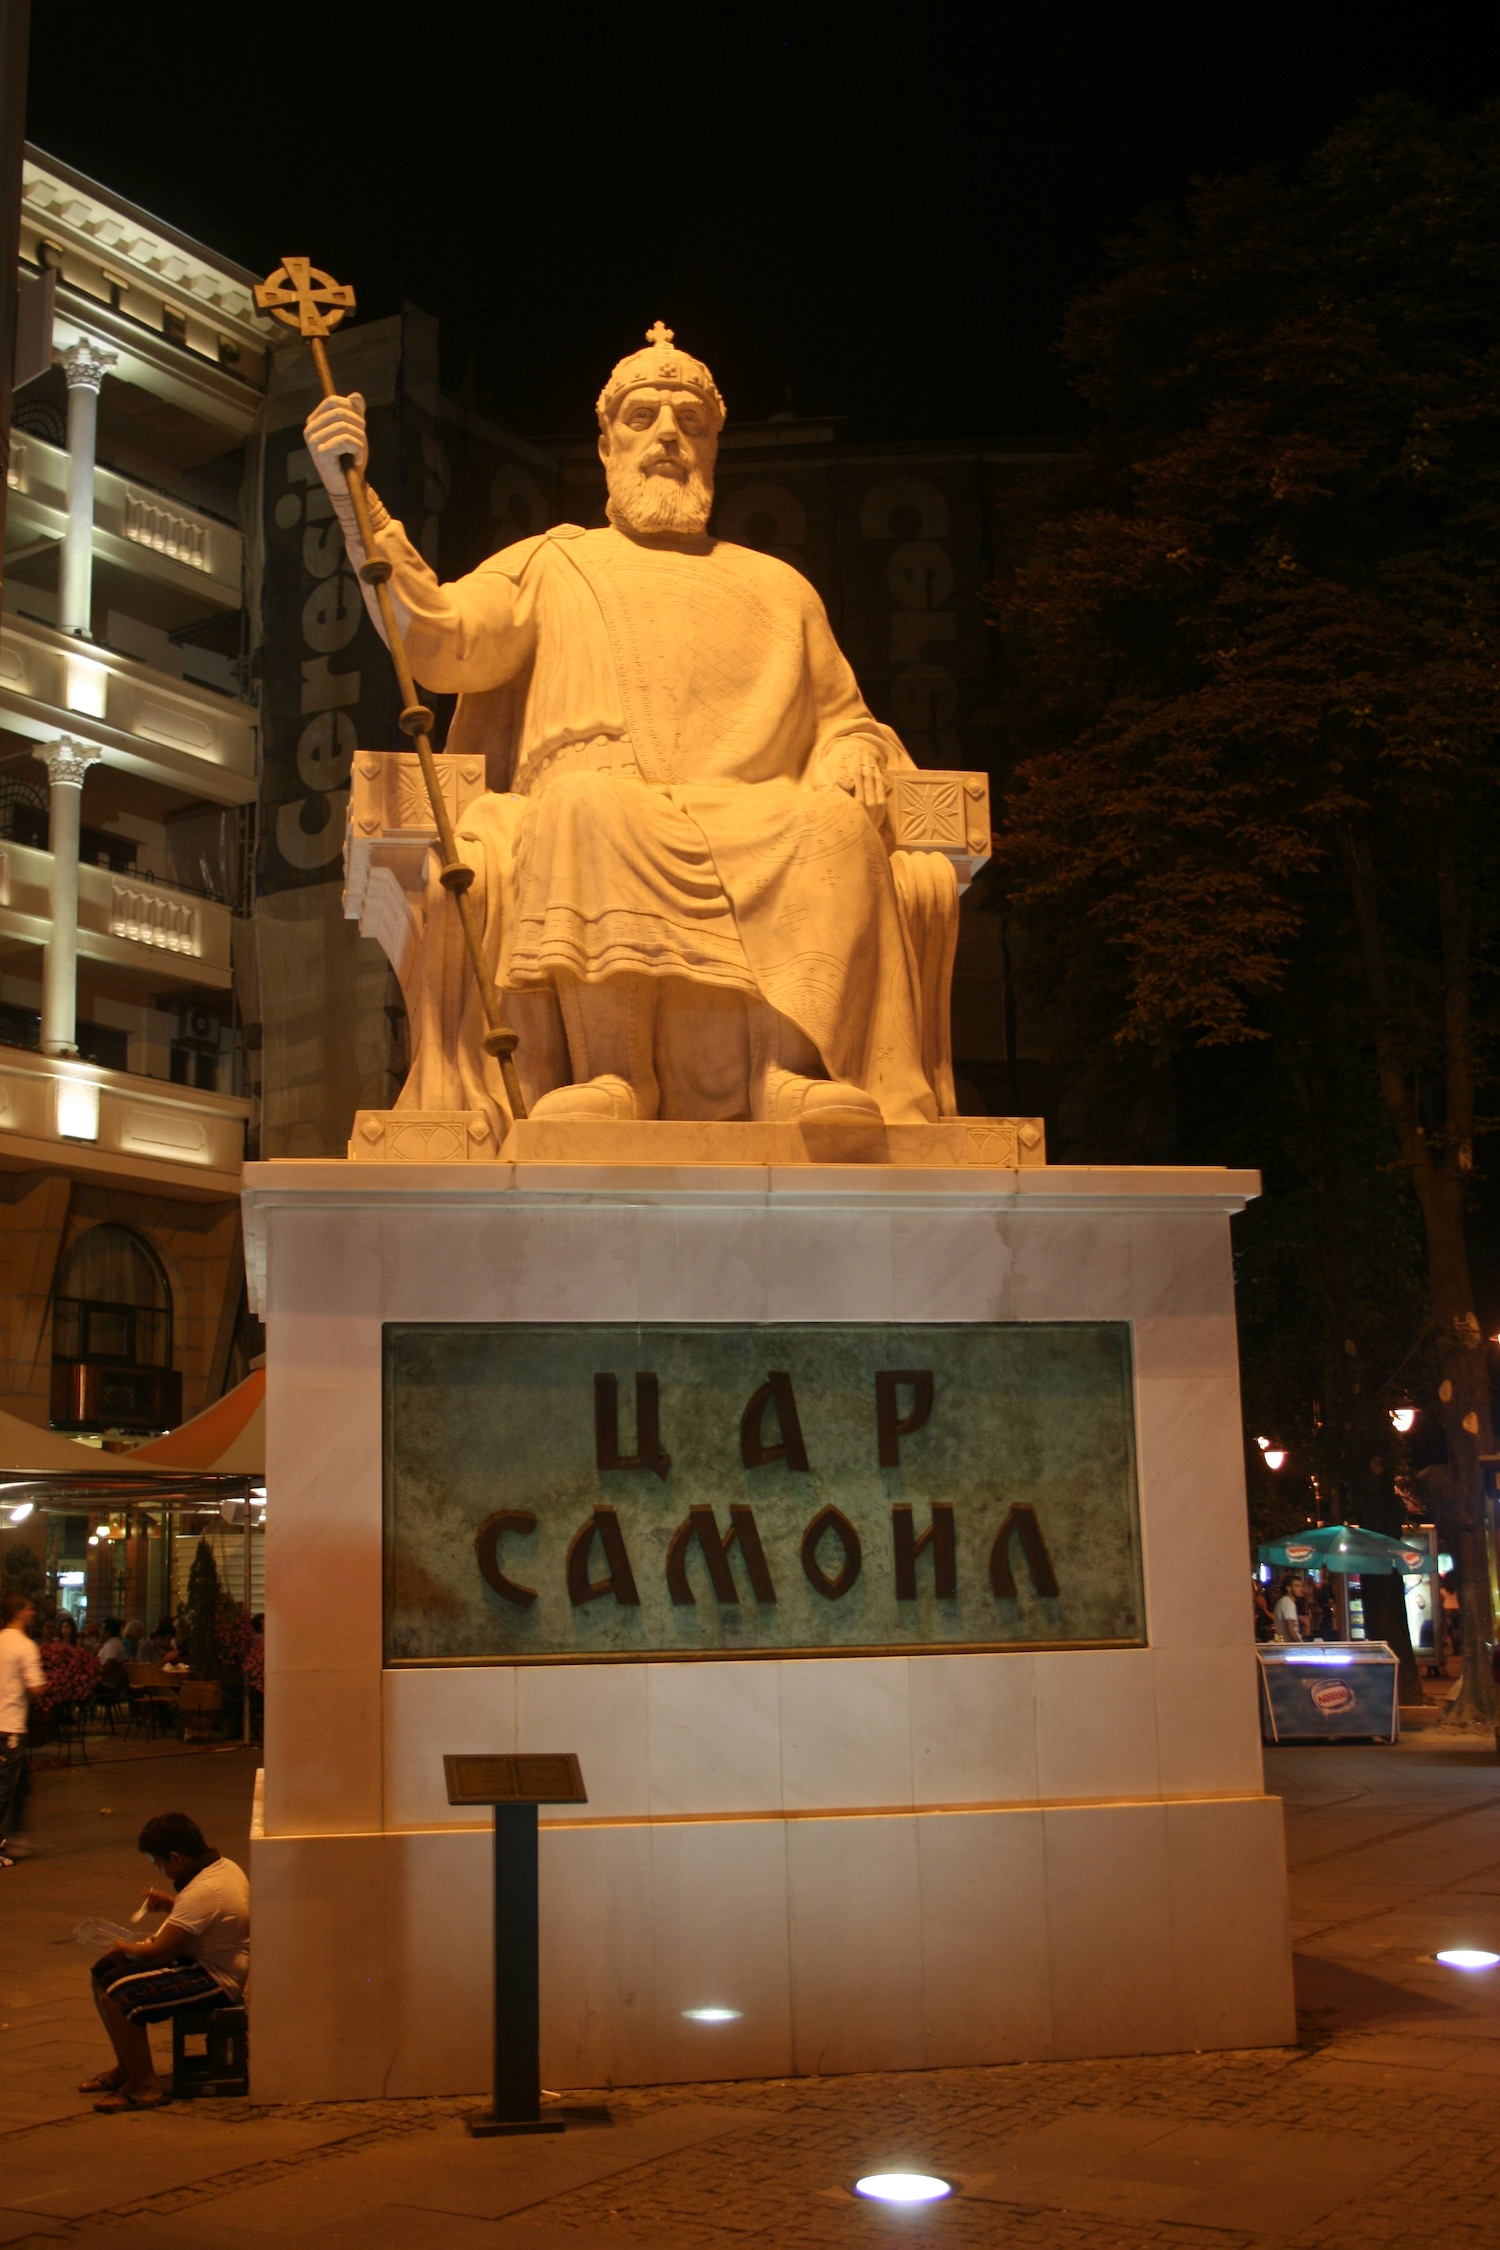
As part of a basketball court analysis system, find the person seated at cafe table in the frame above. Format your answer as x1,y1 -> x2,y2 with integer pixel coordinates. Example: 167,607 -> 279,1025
156,1616 -> 188,1667
81,1811 -> 249,2112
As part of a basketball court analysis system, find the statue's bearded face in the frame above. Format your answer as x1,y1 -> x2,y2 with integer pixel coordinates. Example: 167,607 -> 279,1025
601,385 -> 717,536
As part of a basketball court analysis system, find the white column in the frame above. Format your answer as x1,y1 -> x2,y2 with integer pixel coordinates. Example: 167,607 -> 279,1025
57,338 -> 117,639
34,736 -> 104,1055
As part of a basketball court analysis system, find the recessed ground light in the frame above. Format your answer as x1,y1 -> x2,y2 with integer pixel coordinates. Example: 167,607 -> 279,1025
682,2006 -> 741,2022
853,2173 -> 953,2204
1436,1949 -> 1500,1970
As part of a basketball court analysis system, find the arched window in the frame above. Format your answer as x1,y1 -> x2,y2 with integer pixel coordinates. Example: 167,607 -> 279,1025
51,1226 -> 178,1432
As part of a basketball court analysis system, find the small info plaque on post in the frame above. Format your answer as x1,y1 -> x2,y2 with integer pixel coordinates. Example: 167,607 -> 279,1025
383,1322 -> 1144,1663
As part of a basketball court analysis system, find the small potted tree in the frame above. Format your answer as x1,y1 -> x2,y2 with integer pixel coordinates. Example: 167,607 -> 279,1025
179,1537 -> 225,1740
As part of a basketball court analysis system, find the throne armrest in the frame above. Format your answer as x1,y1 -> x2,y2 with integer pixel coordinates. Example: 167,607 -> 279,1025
345,749 -> 489,915
345,750 -> 491,988
885,770 -> 991,895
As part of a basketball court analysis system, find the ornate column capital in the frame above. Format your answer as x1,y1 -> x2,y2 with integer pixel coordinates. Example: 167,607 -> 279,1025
34,735 -> 104,789
56,337 -> 118,392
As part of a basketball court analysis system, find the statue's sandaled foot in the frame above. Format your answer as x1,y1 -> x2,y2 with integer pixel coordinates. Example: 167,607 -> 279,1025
528,1073 -> 640,1123
761,1068 -> 882,1127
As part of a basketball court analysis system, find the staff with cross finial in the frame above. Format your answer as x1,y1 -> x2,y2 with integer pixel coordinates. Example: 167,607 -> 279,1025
253,259 -> 526,1121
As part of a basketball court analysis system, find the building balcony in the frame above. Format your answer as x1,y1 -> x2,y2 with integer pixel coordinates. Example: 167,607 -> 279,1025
0,1046 -> 247,1198
0,609 -> 256,805
0,835 -> 233,989
51,1358 -> 181,1435
6,429 -> 244,610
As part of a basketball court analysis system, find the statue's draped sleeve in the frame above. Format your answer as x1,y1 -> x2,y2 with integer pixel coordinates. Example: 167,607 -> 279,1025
355,515 -> 545,690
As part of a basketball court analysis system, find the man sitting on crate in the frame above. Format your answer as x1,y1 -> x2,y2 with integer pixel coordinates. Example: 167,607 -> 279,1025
82,1811 -> 249,2112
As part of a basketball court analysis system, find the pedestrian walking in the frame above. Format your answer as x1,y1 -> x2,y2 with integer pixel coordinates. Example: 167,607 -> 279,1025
0,1589 -> 44,1867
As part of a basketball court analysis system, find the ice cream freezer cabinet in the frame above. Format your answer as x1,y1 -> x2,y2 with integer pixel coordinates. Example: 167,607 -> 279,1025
1256,1643 -> 1399,1743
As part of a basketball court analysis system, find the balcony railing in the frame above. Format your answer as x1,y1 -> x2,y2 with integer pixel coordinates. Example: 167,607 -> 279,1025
52,1359 -> 181,1434
0,1047 -> 248,1194
0,836 -> 232,987
108,878 -> 204,958
6,430 -> 243,607
0,609 -> 256,805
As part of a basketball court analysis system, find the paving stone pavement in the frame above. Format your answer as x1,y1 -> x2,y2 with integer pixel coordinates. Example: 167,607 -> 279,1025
3,1730 -> 1500,2246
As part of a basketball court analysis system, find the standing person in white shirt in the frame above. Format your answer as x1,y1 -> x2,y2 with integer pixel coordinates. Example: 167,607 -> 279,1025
0,1590 -> 45,1867
83,1811 -> 250,2112
1275,1574 -> 1306,1643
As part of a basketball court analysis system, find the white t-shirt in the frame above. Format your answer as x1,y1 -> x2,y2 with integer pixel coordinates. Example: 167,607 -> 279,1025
162,1854 -> 250,1997
0,1624 -> 44,1735
1274,1595 -> 1302,1643
98,1637 -> 127,1666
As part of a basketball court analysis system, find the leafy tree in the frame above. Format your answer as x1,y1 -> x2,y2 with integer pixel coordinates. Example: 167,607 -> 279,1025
1181,992 -> 1435,1693
991,96 -> 1500,1720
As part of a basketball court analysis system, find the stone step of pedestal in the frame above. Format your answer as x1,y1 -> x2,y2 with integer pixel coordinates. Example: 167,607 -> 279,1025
500,1115 -> 1046,1167
345,1113 -> 1048,1167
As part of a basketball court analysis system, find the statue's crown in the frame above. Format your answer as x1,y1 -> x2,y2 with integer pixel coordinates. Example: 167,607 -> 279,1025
596,322 -> 726,431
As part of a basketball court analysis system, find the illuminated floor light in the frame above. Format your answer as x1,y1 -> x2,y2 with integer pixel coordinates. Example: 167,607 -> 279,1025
1436,1949 -> 1500,1970
853,2173 -> 953,2204
682,2006 -> 741,2023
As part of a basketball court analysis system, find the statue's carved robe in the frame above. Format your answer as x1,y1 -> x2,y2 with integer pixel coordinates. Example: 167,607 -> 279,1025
363,516 -> 946,1133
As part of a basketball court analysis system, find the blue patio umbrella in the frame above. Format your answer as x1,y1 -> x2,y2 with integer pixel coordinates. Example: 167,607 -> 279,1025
1259,1523 -> 1435,1575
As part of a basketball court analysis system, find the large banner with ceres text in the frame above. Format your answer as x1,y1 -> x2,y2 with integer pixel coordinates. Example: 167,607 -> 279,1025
383,1322 -> 1144,1663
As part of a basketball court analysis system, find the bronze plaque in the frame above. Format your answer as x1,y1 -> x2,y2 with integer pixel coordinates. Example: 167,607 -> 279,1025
443,1752 -> 588,1806
385,1322 -> 1144,1664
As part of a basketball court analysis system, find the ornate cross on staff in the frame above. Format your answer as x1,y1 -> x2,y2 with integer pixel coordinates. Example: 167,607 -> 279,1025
253,258 -> 526,1122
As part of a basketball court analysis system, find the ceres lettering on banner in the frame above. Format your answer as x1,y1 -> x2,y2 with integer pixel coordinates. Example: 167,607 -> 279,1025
275,789 -> 346,870
887,540 -> 953,609
302,572 -> 363,653
296,709 -> 356,792
859,474 -> 950,540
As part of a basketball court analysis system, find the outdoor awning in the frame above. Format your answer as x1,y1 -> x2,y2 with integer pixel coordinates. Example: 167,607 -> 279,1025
0,1370 -> 264,1506
128,1369 -> 264,1477
0,1408 -> 154,1477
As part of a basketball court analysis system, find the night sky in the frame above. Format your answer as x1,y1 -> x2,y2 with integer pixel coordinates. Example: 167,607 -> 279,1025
25,8 -> 1500,442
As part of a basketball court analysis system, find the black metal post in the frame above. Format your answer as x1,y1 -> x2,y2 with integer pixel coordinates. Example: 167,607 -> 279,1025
469,1801 -> 563,2137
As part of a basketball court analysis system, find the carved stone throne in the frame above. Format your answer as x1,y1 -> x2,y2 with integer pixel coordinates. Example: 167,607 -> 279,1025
344,753 -> 1044,1168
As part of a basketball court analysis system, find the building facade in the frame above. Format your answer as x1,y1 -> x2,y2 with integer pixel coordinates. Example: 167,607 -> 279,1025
0,149 -> 263,1438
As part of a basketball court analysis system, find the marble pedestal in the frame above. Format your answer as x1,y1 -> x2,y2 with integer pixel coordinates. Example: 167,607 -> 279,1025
241,1157 -> 1294,2102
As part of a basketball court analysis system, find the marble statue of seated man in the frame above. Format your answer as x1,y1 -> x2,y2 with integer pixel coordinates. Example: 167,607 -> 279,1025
308,324 -> 961,1138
